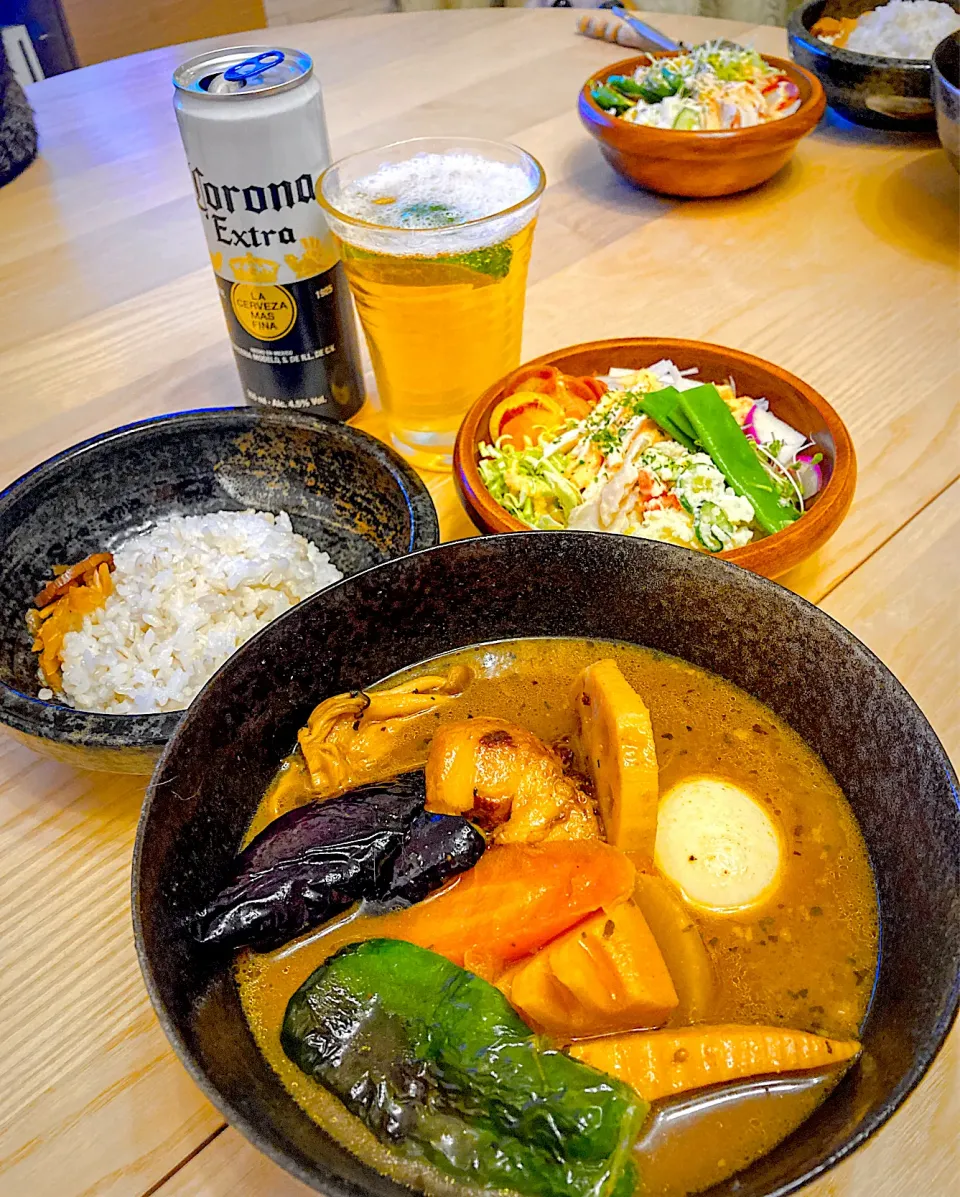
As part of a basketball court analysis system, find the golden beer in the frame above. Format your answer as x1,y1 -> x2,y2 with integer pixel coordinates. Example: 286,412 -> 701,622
319,139 -> 545,470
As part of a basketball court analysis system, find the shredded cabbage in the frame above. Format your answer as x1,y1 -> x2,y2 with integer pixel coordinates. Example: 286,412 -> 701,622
478,441 -> 581,530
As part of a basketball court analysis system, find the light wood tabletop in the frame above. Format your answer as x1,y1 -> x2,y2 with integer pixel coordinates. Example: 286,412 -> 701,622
0,8 -> 956,1197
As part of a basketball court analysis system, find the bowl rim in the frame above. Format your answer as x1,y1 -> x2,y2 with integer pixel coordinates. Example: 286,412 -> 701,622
0,405 -> 440,748
133,530 -> 960,1197
787,0 -> 956,71
452,337 -> 856,576
933,29 -> 960,91
579,50 -> 826,142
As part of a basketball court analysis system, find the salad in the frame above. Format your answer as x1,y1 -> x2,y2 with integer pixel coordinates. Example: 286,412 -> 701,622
591,43 -> 801,131
478,360 -> 824,555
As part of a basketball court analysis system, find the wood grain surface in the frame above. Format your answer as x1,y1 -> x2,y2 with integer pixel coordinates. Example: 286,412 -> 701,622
0,9 -> 956,1197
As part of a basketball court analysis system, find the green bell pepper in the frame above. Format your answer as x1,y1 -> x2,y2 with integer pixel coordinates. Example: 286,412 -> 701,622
282,939 -> 645,1197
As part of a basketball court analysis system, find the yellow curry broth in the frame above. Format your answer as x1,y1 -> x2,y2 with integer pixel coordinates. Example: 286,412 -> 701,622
237,638 -> 878,1197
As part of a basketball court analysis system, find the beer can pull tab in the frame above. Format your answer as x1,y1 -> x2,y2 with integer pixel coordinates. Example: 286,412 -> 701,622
223,50 -> 285,84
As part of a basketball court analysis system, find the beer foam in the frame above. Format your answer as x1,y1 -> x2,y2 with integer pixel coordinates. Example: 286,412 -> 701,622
325,152 -> 541,255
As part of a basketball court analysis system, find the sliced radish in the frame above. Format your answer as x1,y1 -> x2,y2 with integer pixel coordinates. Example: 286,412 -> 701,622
748,407 -> 808,463
794,454 -> 823,500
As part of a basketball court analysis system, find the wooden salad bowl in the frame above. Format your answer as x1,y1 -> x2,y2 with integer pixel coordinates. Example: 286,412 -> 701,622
453,338 -> 856,580
578,53 -> 826,197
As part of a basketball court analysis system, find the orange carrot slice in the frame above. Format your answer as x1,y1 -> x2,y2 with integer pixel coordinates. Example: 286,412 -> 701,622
372,840 -> 636,969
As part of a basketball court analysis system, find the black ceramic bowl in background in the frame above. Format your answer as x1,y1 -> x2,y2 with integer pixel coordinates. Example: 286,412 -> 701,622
0,408 -> 438,775
933,31 -> 960,169
788,0 -> 960,129
134,533 -> 960,1197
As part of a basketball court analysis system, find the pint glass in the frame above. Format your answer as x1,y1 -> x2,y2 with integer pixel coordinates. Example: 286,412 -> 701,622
319,137 -> 545,470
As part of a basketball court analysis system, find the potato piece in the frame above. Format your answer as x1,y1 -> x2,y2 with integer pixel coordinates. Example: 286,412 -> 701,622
632,871 -> 715,1022
574,660 -> 659,857
508,901 -> 678,1036
569,1024 -> 861,1102
654,777 -> 783,913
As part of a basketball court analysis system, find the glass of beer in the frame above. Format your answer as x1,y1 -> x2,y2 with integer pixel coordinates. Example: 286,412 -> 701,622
319,137 -> 545,470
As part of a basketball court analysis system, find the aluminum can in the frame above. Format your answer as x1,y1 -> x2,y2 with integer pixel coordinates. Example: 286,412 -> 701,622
173,46 -> 363,419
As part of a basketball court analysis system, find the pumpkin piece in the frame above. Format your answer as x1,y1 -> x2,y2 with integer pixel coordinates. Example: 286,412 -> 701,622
509,900 -> 678,1037
508,952 -> 581,1028
574,660 -> 659,858
569,1024 -> 861,1103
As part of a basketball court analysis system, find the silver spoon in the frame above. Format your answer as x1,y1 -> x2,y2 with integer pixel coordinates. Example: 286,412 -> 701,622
609,7 -> 681,53
609,7 -> 745,55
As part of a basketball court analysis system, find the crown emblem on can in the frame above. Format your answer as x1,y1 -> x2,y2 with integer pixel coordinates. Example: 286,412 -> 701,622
230,253 -> 280,283
284,237 -> 335,280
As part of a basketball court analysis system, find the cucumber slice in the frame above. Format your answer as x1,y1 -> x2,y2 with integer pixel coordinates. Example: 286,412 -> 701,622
694,501 -> 734,552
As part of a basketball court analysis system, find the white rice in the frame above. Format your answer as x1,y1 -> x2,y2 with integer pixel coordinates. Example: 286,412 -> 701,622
57,510 -> 341,715
845,1 -> 960,59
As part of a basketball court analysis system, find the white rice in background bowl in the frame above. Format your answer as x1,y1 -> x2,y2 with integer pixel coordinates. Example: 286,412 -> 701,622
845,1 -> 960,60
54,509 -> 341,715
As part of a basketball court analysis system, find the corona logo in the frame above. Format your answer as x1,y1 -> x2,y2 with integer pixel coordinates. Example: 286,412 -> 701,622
209,251 -> 223,273
230,253 -> 280,283
284,237 -> 334,280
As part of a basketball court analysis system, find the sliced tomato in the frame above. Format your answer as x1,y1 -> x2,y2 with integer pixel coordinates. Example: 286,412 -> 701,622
505,366 -> 563,397
577,376 -> 609,404
489,391 -> 568,448
503,366 -> 605,421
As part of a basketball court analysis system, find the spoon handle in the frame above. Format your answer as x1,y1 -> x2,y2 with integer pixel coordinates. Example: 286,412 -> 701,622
609,7 -> 681,53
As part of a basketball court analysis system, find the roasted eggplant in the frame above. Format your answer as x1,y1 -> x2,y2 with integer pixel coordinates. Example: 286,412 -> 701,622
193,773 -> 425,951
379,810 -> 485,906
282,939 -> 645,1197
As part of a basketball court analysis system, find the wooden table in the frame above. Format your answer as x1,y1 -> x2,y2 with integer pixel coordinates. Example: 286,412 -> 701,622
0,8 -> 956,1196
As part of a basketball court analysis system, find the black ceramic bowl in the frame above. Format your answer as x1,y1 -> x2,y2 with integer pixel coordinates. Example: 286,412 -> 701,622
933,31 -> 960,168
0,408 -> 438,775
134,533 -> 960,1197
788,0 -> 960,130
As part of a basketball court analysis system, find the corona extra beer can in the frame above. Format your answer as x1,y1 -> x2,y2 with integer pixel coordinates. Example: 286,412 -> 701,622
173,46 -> 363,418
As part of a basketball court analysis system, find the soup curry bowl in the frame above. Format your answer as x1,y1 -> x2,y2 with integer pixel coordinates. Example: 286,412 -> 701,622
134,534 -> 958,1197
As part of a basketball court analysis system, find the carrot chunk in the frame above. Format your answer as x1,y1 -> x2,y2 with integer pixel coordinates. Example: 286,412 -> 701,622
569,1024 -> 861,1102
372,840 -> 636,968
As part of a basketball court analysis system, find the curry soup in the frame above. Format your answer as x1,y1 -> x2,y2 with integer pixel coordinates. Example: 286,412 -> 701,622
234,638 -> 878,1197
